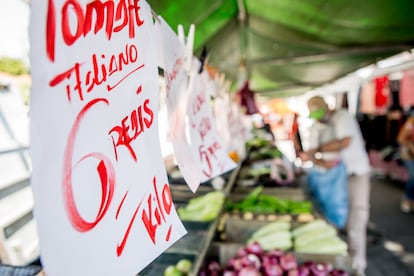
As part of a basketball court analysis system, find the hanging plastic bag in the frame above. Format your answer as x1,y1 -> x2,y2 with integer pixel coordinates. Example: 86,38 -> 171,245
307,162 -> 348,229
270,157 -> 295,185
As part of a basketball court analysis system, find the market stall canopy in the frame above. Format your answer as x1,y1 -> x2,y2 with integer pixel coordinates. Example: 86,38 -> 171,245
149,0 -> 414,98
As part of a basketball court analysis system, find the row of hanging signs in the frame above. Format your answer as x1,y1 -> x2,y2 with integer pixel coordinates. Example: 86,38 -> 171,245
29,1 -> 252,275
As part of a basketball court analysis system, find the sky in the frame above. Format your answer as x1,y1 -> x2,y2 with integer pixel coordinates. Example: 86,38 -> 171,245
0,0 -> 30,63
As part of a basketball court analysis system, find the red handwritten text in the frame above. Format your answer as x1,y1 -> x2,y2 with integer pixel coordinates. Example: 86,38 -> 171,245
62,98 -> 116,232
199,141 -> 224,178
191,92 -> 205,117
116,176 -> 173,256
49,43 -> 143,102
198,117 -> 211,141
141,177 -> 173,244
165,57 -> 184,92
46,0 -> 144,62
109,98 -> 154,161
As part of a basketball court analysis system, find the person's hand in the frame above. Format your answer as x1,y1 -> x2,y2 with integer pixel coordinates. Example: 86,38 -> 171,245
298,151 -> 312,161
323,159 -> 340,169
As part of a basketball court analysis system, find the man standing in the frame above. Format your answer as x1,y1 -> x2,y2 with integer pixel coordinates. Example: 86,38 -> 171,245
301,96 -> 371,276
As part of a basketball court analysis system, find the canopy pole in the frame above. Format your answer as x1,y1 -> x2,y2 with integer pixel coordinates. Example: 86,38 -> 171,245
237,0 -> 248,87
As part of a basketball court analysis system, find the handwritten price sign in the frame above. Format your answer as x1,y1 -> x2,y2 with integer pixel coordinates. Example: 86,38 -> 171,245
187,69 -> 237,183
29,1 -> 185,275
157,18 -> 202,192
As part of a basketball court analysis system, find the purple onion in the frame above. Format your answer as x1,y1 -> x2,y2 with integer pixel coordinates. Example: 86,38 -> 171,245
267,249 -> 284,258
298,265 -> 311,276
238,266 -> 261,276
207,260 -> 222,273
237,246 -> 249,257
223,269 -> 237,276
231,257 -> 244,271
262,254 -> 279,267
262,263 -> 284,276
246,242 -> 264,256
279,253 -> 298,271
287,269 -> 299,276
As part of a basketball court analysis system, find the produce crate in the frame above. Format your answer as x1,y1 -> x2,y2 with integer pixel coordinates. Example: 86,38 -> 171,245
166,221 -> 212,254
138,252 -> 196,276
219,214 -> 315,243
207,242 -> 353,273
230,186 -> 306,201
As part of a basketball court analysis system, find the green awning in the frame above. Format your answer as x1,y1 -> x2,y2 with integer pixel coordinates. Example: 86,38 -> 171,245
149,0 -> 414,98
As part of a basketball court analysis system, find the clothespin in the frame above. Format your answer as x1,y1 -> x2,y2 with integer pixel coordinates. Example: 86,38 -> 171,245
177,24 -> 195,72
198,46 -> 209,73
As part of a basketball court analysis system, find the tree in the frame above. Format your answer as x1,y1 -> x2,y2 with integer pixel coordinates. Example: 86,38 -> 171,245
0,57 -> 29,75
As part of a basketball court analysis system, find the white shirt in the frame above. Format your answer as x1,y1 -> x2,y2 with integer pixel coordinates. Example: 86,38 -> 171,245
331,109 -> 370,175
309,118 -> 341,171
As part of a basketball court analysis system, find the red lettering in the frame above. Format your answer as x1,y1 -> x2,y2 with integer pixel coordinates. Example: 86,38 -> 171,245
192,93 -> 205,116
49,43 -> 143,102
143,99 -> 153,128
198,117 -> 211,141
46,0 -> 56,61
199,145 -> 213,178
62,98 -> 115,232
116,198 -> 142,257
141,195 -> 157,244
161,183 -> 173,215
61,0 -> 84,46
109,98 -> 154,161
165,57 -> 184,92
141,177 -> 173,245
46,0 -> 145,62
84,1 -> 114,37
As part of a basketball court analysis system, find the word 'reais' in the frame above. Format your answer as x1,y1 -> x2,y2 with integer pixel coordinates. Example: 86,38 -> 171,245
109,98 -> 154,162
46,0 -> 144,62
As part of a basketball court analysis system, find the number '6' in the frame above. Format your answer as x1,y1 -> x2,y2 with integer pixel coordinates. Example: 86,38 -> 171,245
62,98 -> 115,232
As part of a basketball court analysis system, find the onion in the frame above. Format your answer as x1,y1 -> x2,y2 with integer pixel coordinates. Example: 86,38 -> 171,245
238,266 -> 261,276
222,269 -> 237,276
246,241 -> 264,256
238,246 -> 249,257
207,260 -> 222,273
262,263 -> 283,276
298,265 -> 311,276
279,253 -> 297,271
267,249 -> 284,258
262,255 -> 279,267
246,254 -> 262,270
287,269 -> 299,276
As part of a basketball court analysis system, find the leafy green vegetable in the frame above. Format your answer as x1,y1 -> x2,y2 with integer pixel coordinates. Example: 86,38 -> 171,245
227,186 -> 312,214
250,221 -> 291,239
248,230 -> 292,251
177,191 -> 225,221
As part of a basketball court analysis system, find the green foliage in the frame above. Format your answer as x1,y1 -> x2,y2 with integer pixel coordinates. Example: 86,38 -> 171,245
0,57 -> 29,75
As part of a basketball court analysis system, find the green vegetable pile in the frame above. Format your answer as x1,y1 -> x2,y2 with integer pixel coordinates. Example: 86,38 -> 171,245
245,136 -> 273,151
226,186 -> 312,214
247,220 -> 293,251
292,219 -> 348,255
177,191 -> 225,221
245,136 -> 284,161
164,259 -> 192,276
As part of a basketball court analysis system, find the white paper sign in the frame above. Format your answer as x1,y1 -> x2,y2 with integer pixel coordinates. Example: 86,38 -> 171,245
157,17 -> 202,192
214,93 -> 252,160
29,1 -> 186,275
188,68 -> 237,182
